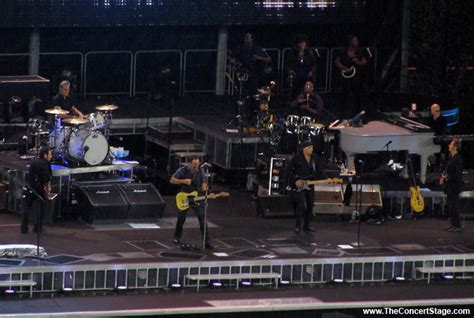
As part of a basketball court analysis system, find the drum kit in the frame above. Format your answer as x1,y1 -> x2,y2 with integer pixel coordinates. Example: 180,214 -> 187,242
279,114 -> 325,154
41,104 -> 119,166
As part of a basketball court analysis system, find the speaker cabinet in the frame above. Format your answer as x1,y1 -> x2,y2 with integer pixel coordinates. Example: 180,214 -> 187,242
258,194 -> 295,218
77,184 -> 128,223
117,183 -> 166,219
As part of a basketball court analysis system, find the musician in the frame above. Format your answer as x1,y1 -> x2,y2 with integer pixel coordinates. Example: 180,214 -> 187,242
51,80 -> 85,118
334,35 -> 368,117
230,32 -> 272,93
426,103 -> 448,136
440,139 -> 463,232
20,146 -> 52,234
287,140 -> 327,233
290,81 -> 324,118
170,156 -> 213,249
286,35 -> 317,97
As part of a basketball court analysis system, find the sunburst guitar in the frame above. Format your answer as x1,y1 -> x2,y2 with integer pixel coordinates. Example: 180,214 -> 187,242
176,191 -> 230,211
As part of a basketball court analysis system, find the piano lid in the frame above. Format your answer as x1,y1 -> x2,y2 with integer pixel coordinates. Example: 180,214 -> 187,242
383,112 -> 432,132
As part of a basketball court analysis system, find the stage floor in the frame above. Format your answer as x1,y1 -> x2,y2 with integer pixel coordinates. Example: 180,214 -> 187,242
1,189 -> 473,265
2,189 -> 474,316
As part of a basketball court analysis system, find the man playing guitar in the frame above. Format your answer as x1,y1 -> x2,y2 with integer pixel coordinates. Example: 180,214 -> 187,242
440,139 -> 463,233
170,155 -> 214,249
287,140 -> 327,233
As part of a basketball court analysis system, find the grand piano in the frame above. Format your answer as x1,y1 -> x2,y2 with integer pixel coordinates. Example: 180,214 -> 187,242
339,117 -> 439,184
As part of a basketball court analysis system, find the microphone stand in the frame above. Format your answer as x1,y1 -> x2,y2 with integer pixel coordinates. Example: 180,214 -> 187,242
201,165 -> 210,250
353,162 -> 365,248
24,184 -> 45,258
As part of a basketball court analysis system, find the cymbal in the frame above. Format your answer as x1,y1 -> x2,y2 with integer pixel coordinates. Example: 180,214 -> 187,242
96,104 -> 118,111
63,117 -> 88,125
45,108 -> 69,115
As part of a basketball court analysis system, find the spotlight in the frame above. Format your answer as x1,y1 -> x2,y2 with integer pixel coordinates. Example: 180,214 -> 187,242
443,273 -> 454,280
170,283 -> 181,289
393,276 -> 406,282
240,281 -> 252,287
4,288 -> 15,295
280,280 -> 290,286
332,278 -> 344,284
61,287 -> 73,293
211,281 -> 222,287
115,285 -> 127,291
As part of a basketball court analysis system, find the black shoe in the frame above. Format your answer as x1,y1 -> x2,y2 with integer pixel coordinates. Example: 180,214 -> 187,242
303,227 -> 316,232
173,238 -> 181,245
205,243 -> 214,250
294,227 -> 301,234
448,227 -> 462,233
443,226 -> 454,231
20,226 -> 28,234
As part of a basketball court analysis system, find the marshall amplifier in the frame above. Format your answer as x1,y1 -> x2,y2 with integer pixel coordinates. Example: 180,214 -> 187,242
117,183 -> 166,219
76,184 -> 128,223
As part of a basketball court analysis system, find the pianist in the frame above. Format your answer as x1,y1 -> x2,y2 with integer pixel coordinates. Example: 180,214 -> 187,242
426,103 -> 448,136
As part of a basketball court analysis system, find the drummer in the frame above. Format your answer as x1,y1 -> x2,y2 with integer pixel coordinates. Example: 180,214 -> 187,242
51,80 -> 85,119
290,80 -> 323,118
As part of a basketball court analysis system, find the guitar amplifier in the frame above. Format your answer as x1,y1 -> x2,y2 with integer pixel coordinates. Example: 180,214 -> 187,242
76,184 -> 128,223
117,183 -> 166,219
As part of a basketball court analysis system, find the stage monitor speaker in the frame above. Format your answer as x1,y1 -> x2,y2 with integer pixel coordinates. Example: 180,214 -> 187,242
258,194 -> 295,218
117,183 -> 166,219
313,184 -> 344,215
77,184 -> 128,223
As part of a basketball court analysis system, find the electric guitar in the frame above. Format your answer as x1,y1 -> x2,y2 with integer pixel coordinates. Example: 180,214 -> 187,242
176,191 -> 230,211
407,157 -> 424,213
295,178 -> 343,192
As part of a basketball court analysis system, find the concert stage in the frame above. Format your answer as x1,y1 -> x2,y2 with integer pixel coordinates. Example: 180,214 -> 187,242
1,184 -> 474,315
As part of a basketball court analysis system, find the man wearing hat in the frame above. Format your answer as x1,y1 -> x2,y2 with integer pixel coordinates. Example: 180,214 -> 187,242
287,140 -> 327,233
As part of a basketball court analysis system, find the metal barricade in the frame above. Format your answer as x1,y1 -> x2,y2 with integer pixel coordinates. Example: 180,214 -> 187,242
183,49 -> 219,95
281,47 -> 329,93
0,54 -> 31,76
39,52 -> 84,94
133,50 -> 183,96
84,51 -> 133,97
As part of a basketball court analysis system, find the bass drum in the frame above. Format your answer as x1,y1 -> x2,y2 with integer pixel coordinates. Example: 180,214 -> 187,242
67,129 -> 109,165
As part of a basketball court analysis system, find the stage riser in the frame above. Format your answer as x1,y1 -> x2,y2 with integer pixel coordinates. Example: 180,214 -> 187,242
3,254 -> 473,295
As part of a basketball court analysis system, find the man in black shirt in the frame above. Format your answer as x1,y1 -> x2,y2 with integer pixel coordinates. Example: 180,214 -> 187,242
230,32 -> 272,94
286,35 -> 317,97
51,80 -> 85,118
21,146 -> 53,234
287,140 -> 326,233
290,80 -> 324,119
426,103 -> 448,136
440,139 -> 463,232
334,35 -> 368,117
170,156 -> 213,249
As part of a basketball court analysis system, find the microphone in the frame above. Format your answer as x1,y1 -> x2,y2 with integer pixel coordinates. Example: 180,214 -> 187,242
348,110 -> 365,126
383,140 -> 392,148
366,47 -> 373,58
200,162 -> 212,168
357,159 -> 364,165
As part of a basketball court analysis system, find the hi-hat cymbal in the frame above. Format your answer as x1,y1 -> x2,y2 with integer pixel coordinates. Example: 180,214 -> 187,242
96,104 -> 118,111
45,108 -> 69,115
63,117 -> 88,125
